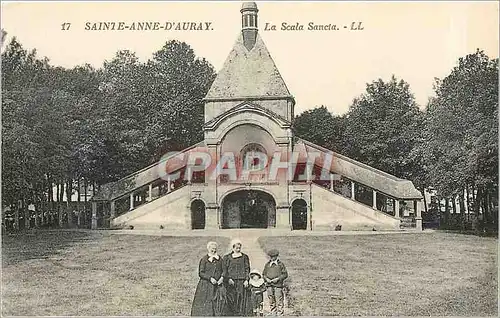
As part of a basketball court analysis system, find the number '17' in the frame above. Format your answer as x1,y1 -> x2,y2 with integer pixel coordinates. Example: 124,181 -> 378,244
61,23 -> 71,31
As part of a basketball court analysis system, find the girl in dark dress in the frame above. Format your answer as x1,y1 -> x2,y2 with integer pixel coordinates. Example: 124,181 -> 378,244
222,239 -> 253,316
191,241 -> 225,316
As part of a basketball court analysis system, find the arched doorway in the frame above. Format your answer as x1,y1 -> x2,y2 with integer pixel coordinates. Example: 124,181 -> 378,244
221,190 -> 276,229
291,199 -> 308,230
191,200 -> 206,229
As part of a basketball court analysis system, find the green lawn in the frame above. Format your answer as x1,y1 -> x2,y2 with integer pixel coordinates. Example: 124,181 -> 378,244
2,231 -> 229,316
2,231 -> 497,316
259,232 -> 498,316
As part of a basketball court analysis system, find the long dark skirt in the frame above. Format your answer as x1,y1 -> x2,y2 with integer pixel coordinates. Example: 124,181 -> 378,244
225,280 -> 253,316
191,279 -> 223,316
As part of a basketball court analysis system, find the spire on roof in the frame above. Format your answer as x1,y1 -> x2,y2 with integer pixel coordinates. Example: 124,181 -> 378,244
204,33 -> 292,100
240,2 -> 259,51
204,2 -> 292,101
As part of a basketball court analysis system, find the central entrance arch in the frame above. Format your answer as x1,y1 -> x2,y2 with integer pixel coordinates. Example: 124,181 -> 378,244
221,190 -> 276,229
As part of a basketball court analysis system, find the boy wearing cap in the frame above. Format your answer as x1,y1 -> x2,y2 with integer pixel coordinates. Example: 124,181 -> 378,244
262,249 -> 288,316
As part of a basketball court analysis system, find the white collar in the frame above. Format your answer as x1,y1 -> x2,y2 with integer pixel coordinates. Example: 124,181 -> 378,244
208,254 -> 220,261
270,259 -> 279,266
232,252 -> 243,258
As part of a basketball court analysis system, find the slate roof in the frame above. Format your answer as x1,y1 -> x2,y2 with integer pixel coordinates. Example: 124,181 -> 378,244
204,33 -> 292,100
92,141 -> 206,201
241,2 -> 258,10
295,138 -> 423,200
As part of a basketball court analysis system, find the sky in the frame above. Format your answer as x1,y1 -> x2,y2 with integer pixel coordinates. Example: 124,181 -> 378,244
1,1 -> 498,115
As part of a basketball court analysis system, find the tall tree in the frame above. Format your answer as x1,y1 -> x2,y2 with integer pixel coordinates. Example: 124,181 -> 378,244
293,106 -> 347,152
423,50 -> 498,230
2,38 -> 51,208
98,40 -> 216,179
344,75 -> 424,180
1,36 -> 217,228
143,40 -> 216,160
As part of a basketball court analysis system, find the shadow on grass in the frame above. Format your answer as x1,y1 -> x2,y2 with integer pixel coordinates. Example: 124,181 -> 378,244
1,230 -> 101,267
439,229 -> 499,238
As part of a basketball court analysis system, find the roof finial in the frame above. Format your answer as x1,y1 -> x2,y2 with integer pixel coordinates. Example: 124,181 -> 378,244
241,2 -> 258,51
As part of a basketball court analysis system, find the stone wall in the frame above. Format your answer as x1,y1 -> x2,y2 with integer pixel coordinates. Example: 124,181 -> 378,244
205,99 -> 291,123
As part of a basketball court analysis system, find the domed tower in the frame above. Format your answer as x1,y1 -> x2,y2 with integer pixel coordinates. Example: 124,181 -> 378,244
241,2 -> 259,50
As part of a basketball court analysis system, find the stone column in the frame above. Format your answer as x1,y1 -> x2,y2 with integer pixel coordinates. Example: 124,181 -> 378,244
205,206 -> 218,229
205,144 -> 218,224
330,174 -> 334,191
415,199 -> 423,231
129,192 -> 134,211
110,200 -> 116,219
187,167 -> 192,185
306,164 -> 311,183
148,184 -> 153,202
287,128 -> 293,185
372,190 -> 377,209
185,204 -> 192,230
394,199 -> 400,218
91,201 -> 97,230
307,203 -> 312,230
276,206 -> 289,229
167,177 -> 171,193
351,181 -> 356,200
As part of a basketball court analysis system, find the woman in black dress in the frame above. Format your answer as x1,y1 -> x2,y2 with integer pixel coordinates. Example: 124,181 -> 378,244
222,239 -> 253,316
191,241 -> 225,316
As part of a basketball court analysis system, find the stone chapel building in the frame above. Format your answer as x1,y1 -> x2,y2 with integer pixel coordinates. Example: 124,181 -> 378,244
91,2 -> 423,231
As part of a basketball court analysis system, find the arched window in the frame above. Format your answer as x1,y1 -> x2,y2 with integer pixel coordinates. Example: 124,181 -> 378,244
240,143 -> 267,171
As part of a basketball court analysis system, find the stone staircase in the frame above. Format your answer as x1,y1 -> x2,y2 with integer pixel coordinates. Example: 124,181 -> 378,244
111,185 -> 191,230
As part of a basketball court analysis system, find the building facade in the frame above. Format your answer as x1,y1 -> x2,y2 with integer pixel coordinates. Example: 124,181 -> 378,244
91,2 -> 423,231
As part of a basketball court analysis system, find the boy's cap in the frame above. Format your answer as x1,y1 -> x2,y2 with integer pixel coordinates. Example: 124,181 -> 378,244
267,249 -> 279,257
250,269 -> 262,277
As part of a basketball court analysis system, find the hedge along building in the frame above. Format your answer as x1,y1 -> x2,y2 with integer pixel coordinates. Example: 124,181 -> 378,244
91,2 -> 423,231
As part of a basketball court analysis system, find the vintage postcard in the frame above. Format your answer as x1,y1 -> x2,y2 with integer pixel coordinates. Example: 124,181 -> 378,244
1,1 -> 498,317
